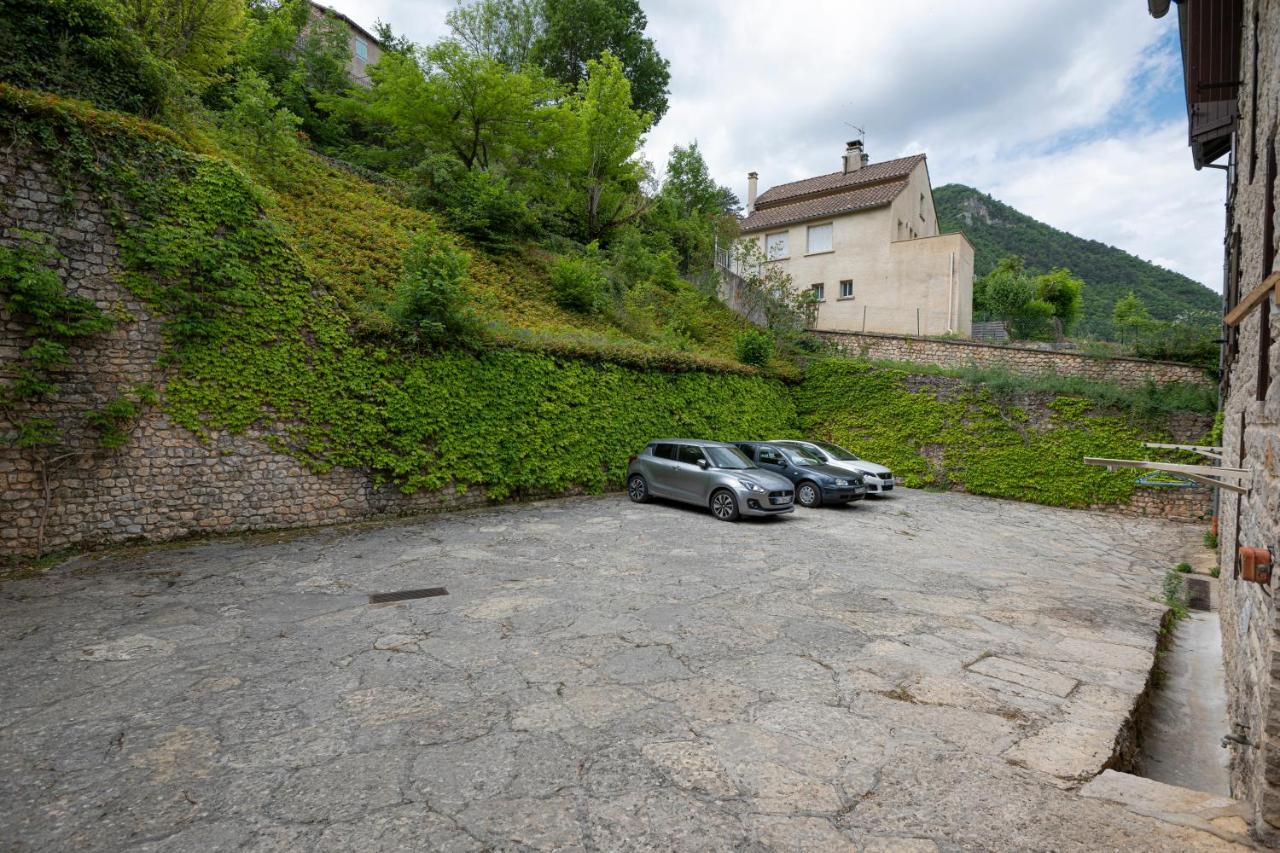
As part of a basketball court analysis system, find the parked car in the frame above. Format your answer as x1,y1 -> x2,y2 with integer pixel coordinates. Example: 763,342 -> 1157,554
733,441 -> 866,507
626,439 -> 795,521
771,439 -> 895,495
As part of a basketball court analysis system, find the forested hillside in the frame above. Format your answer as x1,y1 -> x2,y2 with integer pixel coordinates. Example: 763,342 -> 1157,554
934,184 -> 1221,339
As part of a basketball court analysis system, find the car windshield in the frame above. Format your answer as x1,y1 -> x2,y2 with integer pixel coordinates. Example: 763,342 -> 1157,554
705,446 -> 756,469
810,439 -> 861,461
780,445 -> 824,466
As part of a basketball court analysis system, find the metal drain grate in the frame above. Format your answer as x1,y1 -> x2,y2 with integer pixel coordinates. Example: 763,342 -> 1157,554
368,587 -> 448,604
1185,577 -> 1211,612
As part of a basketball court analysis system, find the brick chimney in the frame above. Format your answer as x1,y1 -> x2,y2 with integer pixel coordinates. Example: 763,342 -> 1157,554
843,140 -> 867,174
747,171 -> 758,213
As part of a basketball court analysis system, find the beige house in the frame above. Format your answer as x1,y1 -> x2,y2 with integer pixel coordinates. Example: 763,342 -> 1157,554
738,142 -> 974,337
307,2 -> 383,87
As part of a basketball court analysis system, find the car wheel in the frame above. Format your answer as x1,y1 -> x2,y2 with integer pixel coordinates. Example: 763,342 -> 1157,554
796,481 -> 822,508
627,474 -> 650,503
709,489 -> 740,521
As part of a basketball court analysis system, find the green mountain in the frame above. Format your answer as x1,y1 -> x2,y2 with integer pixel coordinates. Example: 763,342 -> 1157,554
934,184 -> 1222,339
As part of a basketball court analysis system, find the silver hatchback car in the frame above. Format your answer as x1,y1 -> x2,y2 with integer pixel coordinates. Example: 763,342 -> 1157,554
625,439 -> 795,521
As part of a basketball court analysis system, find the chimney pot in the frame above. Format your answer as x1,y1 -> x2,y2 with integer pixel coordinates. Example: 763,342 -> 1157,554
843,140 -> 865,174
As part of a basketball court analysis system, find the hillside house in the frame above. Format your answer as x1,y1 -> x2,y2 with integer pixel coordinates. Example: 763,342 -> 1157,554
307,2 -> 382,87
736,142 -> 974,337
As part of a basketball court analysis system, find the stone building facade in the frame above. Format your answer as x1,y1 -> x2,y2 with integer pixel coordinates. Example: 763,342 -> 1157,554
815,330 -> 1212,388
1152,0 -> 1280,841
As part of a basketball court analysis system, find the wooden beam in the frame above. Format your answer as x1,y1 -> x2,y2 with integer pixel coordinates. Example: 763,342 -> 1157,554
1224,270 -> 1280,327
1143,442 -> 1224,461
1082,457 -> 1253,495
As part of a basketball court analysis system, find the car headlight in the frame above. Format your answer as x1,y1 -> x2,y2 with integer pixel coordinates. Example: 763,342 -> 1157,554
834,479 -> 850,487
737,479 -> 765,492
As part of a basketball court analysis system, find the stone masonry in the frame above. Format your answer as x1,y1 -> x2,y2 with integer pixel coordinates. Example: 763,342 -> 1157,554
816,329 -> 1213,389
1209,0 -> 1280,842
0,154 -> 489,559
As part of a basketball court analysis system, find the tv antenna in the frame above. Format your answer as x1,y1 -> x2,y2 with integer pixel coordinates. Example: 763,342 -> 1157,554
843,121 -> 866,143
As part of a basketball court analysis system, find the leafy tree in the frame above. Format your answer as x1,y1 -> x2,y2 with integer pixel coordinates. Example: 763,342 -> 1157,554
0,0 -> 170,117
649,141 -> 739,277
390,232 -> 480,347
112,0 -> 245,88
411,155 -> 535,248
446,0 -> 544,69
1033,267 -> 1084,335
547,52 -> 650,242
532,0 -> 670,120
364,43 -> 559,172
218,69 -> 302,173
1112,291 -> 1155,344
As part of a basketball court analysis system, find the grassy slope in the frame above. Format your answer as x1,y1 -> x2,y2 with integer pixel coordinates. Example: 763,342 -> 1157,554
265,152 -> 754,368
934,183 -> 1221,339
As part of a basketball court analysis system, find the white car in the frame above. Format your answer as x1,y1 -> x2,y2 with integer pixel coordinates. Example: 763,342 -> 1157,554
771,439 -> 896,494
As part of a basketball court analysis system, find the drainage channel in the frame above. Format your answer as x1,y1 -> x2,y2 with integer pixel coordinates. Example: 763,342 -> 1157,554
1137,589 -> 1231,795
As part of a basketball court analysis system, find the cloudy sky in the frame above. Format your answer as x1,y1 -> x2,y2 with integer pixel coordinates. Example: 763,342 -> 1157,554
327,0 -> 1227,290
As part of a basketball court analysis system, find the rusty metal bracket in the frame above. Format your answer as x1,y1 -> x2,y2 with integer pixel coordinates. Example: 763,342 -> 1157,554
1082,457 -> 1253,494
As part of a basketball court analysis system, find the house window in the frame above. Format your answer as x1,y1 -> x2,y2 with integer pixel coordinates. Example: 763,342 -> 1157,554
811,283 -> 825,301
839,279 -> 853,299
806,223 -> 833,254
765,231 -> 789,260
354,37 -> 369,62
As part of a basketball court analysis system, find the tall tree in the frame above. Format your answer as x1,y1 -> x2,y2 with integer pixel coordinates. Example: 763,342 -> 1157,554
446,0 -> 544,69
113,0 -> 245,87
532,0 -> 670,121
548,51 -> 650,241
650,141 -> 738,275
363,42 -> 558,172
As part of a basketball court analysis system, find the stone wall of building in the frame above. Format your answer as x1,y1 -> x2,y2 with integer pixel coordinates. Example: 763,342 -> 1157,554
815,330 -> 1213,388
1215,0 -> 1280,842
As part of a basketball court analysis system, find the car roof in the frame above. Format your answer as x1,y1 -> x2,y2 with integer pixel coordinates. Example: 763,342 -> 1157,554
647,438 -> 733,447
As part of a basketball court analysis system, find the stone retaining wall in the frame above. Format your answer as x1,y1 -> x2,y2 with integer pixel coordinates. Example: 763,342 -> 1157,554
1101,485 -> 1213,525
816,330 -> 1212,388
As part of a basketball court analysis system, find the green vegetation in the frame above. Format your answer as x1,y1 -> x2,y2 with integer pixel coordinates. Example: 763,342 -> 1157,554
795,359 -> 1199,508
1162,569 -> 1189,620
973,256 -> 1082,340
1211,566 -> 1221,578
1205,529 -> 1219,549
1176,562 -> 1193,574
935,184 -> 1220,341
736,329 -> 774,367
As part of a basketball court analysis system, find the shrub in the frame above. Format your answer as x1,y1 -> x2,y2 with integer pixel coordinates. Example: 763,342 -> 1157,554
0,0 -> 170,117
736,328 -> 774,367
412,156 -> 534,249
389,232 -> 480,348
549,251 -> 611,313
218,70 -> 302,176
1176,562 -> 1193,573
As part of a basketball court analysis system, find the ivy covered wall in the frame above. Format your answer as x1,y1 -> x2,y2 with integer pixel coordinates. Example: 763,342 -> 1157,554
794,360 -> 1212,509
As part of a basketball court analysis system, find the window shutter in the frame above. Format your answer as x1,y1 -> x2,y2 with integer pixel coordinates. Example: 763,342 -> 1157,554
807,224 -> 832,254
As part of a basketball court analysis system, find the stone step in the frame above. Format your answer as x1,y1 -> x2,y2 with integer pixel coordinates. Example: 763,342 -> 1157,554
1080,770 -> 1256,849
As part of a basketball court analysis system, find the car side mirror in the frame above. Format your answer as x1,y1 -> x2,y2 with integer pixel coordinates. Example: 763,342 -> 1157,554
697,459 -> 709,469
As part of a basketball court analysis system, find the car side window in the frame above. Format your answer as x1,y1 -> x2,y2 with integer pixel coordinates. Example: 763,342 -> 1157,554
735,444 -> 755,460
652,443 -> 675,459
757,446 -> 783,465
677,445 -> 706,466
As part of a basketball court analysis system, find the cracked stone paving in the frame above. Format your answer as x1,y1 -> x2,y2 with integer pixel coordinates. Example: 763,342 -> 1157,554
0,490 -> 1246,851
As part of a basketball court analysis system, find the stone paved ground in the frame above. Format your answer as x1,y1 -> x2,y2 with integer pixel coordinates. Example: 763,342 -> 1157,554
0,490 -> 1245,851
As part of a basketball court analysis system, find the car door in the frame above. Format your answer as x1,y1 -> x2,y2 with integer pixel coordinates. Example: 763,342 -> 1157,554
642,443 -> 680,497
754,444 -> 795,484
669,444 -> 710,503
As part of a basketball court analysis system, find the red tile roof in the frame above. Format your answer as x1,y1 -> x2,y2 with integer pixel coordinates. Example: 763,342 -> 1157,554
741,153 -> 926,234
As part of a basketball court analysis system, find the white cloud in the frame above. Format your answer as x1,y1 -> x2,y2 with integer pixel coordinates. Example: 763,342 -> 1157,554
324,0 -> 1226,289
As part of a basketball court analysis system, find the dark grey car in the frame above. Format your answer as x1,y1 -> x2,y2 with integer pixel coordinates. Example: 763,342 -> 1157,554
625,439 -> 795,521
734,441 -> 866,507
